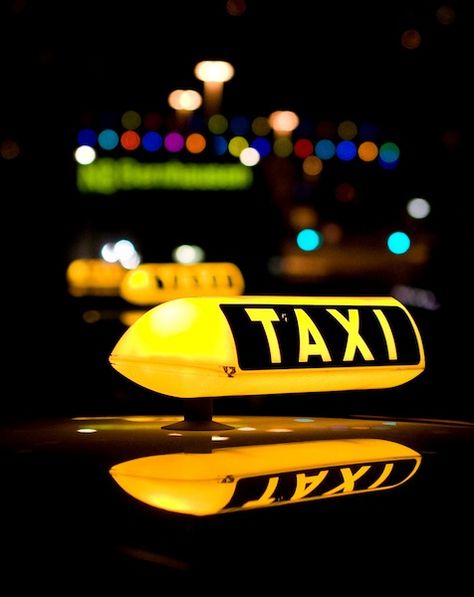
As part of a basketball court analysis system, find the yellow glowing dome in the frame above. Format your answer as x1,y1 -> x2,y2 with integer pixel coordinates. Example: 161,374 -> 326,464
109,296 -> 424,398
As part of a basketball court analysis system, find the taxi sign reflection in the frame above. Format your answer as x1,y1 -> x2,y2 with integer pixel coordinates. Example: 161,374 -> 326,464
109,439 -> 421,516
109,296 -> 424,397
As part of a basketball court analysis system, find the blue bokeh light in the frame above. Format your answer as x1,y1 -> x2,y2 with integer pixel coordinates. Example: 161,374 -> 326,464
213,135 -> 228,156
359,122 -> 379,140
336,140 -> 357,161
315,139 -> 335,160
98,129 -> 119,150
251,137 -> 272,157
142,131 -> 162,152
296,228 -> 322,251
77,129 -> 97,147
387,231 -> 411,254
230,115 -> 250,135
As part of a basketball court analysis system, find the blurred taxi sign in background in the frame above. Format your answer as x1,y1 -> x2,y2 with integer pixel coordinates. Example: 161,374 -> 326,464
110,438 -> 421,516
109,296 -> 424,398
120,262 -> 245,306
66,259 -> 127,297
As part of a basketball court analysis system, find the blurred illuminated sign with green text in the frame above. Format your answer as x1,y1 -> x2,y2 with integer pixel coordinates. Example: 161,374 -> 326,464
77,158 -> 253,194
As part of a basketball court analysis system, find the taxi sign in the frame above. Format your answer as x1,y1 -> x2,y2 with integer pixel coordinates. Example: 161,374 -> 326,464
66,259 -> 127,296
120,262 -> 245,306
109,438 -> 422,516
109,296 -> 424,397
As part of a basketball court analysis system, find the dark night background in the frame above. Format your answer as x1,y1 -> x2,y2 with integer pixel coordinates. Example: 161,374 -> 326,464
1,1 -> 472,421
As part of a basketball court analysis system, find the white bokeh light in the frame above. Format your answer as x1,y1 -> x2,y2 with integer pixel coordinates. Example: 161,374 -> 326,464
74,145 -> 96,165
407,197 -> 431,219
120,252 -> 141,270
172,244 -> 205,264
101,242 -> 118,262
101,239 -> 140,268
239,147 -> 260,166
114,240 -> 135,261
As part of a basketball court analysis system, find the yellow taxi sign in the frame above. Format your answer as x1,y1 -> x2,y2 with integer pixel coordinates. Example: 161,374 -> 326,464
109,439 -> 421,516
109,296 -> 425,398
66,259 -> 127,296
120,262 -> 245,306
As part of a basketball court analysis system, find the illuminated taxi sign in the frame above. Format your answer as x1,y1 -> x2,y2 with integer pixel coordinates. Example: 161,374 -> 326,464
120,262 -> 245,306
109,439 -> 422,516
109,296 -> 424,397
66,259 -> 127,296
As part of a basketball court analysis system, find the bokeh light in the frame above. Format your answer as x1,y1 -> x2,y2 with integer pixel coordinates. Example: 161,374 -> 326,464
164,132 -> 185,152
289,206 -> 318,229
321,223 -> 343,244
177,90 -> 202,111
315,139 -> 336,160
269,111 -> 299,133
98,129 -> 119,150
387,231 -> 411,254
0,139 -> 20,159
213,135 -> 228,155
316,121 -> 336,138
294,139 -> 313,158
168,89 -> 202,111
379,142 -> 400,163
337,120 -> 357,140
194,61 -> 234,82
77,129 -> 97,147
101,240 -> 141,269
358,141 -> 378,161
252,116 -> 271,136
436,5 -> 455,25
296,228 -> 322,251
336,140 -> 357,161
208,114 -> 228,134
74,145 -> 96,164
407,197 -> 431,219
230,115 -> 250,135
226,0 -> 246,16
359,122 -> 379,140
251,137 -> 272,157
172,244 -> 205,264
228,136 -> 249,157
302,156 -> 323,176
142,131 -> 162,152
401,29 -> 421,50
186,133 -> 206,154
121,110 -> 142,129
240,147 -> 260,166
273,137 -> 293,157
120,131 -> 141,150
143,112 -> 161,130
335,182 -> 356,202
101,242 -> 118,262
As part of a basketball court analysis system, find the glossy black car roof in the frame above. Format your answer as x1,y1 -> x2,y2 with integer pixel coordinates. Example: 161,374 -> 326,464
2,413 -> 473,588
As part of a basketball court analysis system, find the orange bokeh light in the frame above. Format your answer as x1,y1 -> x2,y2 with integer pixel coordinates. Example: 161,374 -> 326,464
186,133 -> 206,154
358,141 -> 378,162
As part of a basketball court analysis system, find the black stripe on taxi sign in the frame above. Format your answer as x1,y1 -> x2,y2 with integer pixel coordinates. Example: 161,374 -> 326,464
220,304 -> 420,370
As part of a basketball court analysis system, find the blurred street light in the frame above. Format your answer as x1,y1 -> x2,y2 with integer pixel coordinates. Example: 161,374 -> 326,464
194,60 -> 235,116
168,89 -> 202,128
